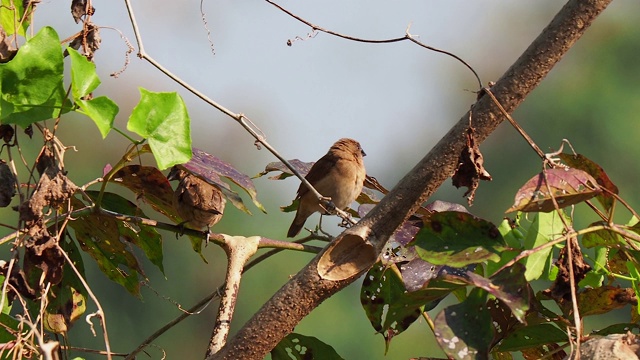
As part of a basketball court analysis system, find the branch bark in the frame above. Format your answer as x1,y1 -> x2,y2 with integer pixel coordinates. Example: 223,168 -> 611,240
210,0 -> 612,358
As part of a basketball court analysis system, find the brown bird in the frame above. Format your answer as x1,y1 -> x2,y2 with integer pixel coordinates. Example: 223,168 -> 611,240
167,167 -> 226,236
287,138 -> 366,238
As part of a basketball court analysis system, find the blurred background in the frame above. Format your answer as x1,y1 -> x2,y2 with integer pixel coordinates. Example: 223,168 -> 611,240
2,0 -> 640,358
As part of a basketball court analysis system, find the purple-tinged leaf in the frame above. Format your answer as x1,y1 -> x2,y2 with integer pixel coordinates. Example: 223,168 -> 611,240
434,288 -> 493,359
558,153 -> 618,211
179,148 -> 265,214
507,168 -> 601,213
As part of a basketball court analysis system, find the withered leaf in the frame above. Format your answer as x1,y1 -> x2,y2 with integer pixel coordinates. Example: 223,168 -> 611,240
70,0 -> 95,23
68,23 -> 101,60
111,165 -> 178,222
0,124 -> 14,143
542,237 -> 591,303
578,286 -> 636,317
0,159 -> 16,207
452,126 -> 492,205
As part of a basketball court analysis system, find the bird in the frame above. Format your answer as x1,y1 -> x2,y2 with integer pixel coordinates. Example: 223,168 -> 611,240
167,167 -> 226,239
287,138 -> 366,238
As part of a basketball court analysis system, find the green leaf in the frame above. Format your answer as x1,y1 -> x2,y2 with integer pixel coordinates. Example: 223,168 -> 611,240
465,263 -> 530,323
0,275 -> 10,315
486,219 -> 523,276
272,333 -> 344,360
582,221 -> 625,248
0,0 -> 30,36
592,323 -> 640,336
86,190 -> 165,275
280,198 -> 299,213
0,26 -> 68,126
76,96 -> 119,138
434,288 -> 493,359
127,88 -> 191,170
67,47 -> 101,99
360,263 -> 423,352
522,212 -> 566,281
496,323 -> 567,352
412,211 -> 507,267
0,313 -> 20,343
68,196 -> 145,296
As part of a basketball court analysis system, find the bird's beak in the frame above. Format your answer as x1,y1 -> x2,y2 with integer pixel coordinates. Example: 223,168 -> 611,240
167,166 -> 181,181
361,149 -> 367,157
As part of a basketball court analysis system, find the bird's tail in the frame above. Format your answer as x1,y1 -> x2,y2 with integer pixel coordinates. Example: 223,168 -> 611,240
287,218 -> 305,238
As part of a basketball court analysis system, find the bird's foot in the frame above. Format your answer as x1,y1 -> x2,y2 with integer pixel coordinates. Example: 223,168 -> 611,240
175,221 -> 188,239
204,227 -> 211,247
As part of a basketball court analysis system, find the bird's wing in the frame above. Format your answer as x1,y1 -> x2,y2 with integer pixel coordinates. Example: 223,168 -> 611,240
295,152 -> 338,199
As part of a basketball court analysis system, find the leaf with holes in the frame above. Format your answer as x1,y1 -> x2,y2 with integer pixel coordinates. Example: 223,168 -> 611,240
360,262 -> 423,352
271,333 -> 344,360
495,323 -> 567,352
465,263 -> 530,323
411,211 -> 506,267
558,153 -> 618,211
592,323 -> 640,336
507,168 -> 601,213
434,288 -> 493,359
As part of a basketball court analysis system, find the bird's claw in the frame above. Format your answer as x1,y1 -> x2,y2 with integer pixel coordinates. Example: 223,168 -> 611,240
175,221 -> 188,239
204,227 -> 211,247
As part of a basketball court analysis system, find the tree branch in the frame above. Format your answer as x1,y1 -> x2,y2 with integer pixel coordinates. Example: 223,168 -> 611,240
210,0 -> 613,358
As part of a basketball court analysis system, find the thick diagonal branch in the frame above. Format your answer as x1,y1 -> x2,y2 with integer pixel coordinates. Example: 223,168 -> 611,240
210,0 -> 613,359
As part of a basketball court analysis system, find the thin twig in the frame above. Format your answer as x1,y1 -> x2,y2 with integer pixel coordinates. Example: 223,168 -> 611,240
55,243 -> 113,360
492,225 -> 602,275
565,235 -> 582,358
264,0 -> 482,89
122,0 -> 354,226
125,236 -> 323,359
482,87 -> 545,159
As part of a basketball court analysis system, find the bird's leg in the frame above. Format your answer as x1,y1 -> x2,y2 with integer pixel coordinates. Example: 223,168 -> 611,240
338,212 -> 354,228
175,221 -> 188,239
204,227 -> 211,247
317,214 -> 332,237
318,196 -> 336,215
